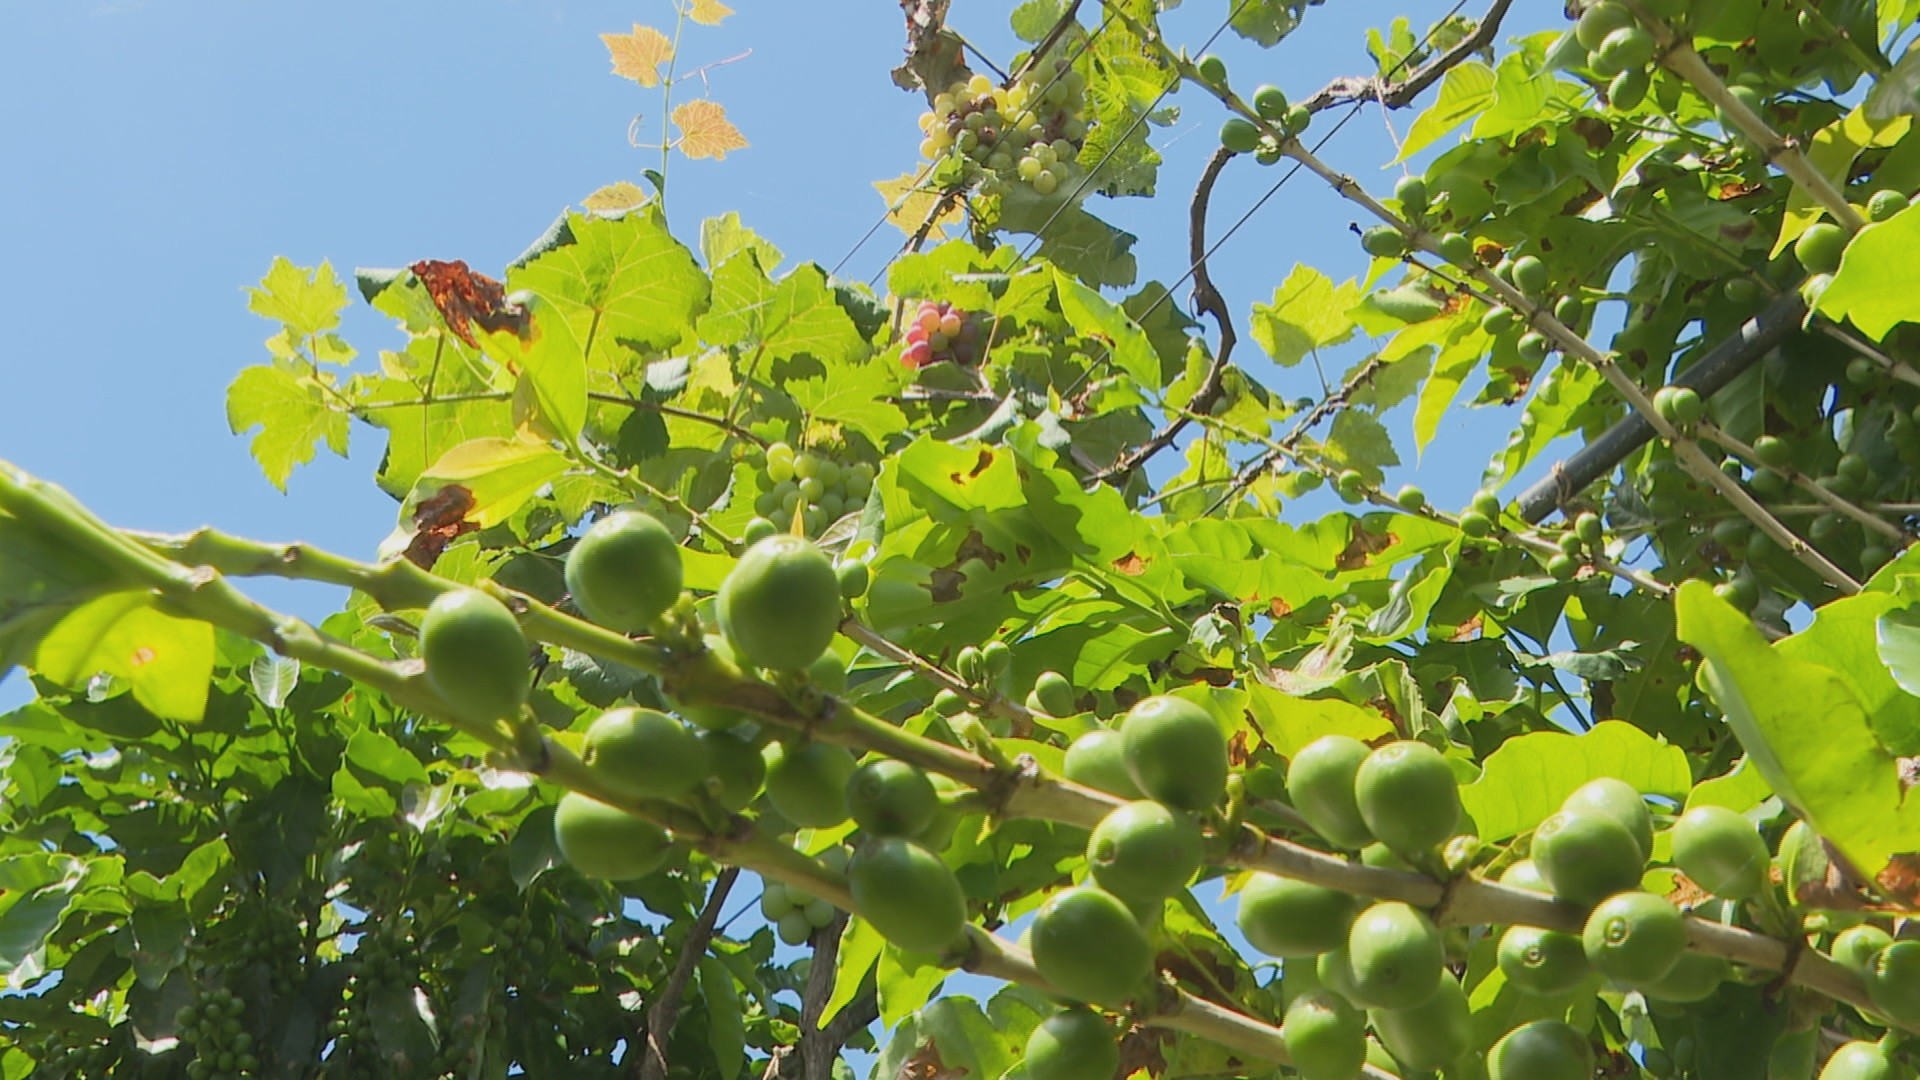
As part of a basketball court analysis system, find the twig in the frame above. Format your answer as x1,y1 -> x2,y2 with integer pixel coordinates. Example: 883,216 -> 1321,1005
1697,423 -> 1911,543
1093,147 -> 1238,485
1203,356 -> 1387,516
798,913 -> 850,1080
638,868 -> 741,1080
1626,1 -> 1866,233
1296,0 -> 1515,114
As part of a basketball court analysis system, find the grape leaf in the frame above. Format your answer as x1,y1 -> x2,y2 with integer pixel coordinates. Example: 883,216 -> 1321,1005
248,257 -> 348,341
1249,266 -> 1361,368
672,100 -> 750,161
1815,201 -> 1920,339
510,208 -> 711,357
225,365 -> 351,491
601,25 -> 672,87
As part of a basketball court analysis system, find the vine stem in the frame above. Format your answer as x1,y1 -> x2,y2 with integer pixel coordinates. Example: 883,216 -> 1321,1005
1092,0 -> 1864,596
0,460 -> 1902,1044
1626,0 -> 1867,233
1695,423 -> 1910,543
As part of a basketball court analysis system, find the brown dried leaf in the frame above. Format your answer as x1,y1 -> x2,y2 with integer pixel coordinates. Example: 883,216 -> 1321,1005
409,260 -> 529,348
602,24 -> 672,87
687,0 -> 733,25
672,99 -> 749,161
404,485 -> 478,569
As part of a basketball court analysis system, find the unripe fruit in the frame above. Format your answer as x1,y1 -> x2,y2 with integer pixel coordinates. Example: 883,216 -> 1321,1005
1436,232 -> 1474,264
1865,939 -> 1920,1026
1355,741 -> 1461,859
848,759 -> 939,839
1119,695 -> 1227,812
1575,1 -> 1632,50
849,838 -> 965,954
420,588 -> 528,722
1282,990 -> 1365,1080
1458,510 -> 1494,538
1030,886 -> 1153,1006
1253,85 -> 1290,120
1598,25 -> 1655,69
718,535 -> 841,671
777,910 -> 812,945
1517,332 -> 1552,363
1497,925 -> 1590,996
1611,66 -> 1650,109
1819,1040 -> 1902,1080
1533,810 -> 1646,904
1087,801 -> 1202,903
1830,924 -> 1893,977
1287,735 -> 1375,851
1195,53 -> 1227,87
1869,189 -> 1908,223
1489,1020 -> 1592,1080
1236,872 -> 1359,958
1575,511 -> 1603,544
760,882 -> 794,920
1562,777 -> 1654,859
1472,489 -> 1502,517
1369,974 -> 1469,1072
565,510 -> 682,632
1500,859 -> 1550,893
1347,901 -> 1444,1009
701,729 -> 764,812
1361,843 -> 1414,872
1582,891 -> 1686,984
582,707 -> 709,800
980,640 -> 1011,675
1361,226 -> 1408,258
1640,949 -> 1729,1002
1671,805 -> 1769,899
836,559 -> 870,600
764,741 -> 856,827
1023,1007 -> 1117,1080
1795,222 -> 1848,275
552,792 -> 672,880
1395,175 -> 1428,214
1063,729 -> 1145,799
1033,670 -> 1077,716
743,516 -> 778,546
1220,118 -> 1262,154
1396,485 -> 1427,512
1511,255 -> 1550,297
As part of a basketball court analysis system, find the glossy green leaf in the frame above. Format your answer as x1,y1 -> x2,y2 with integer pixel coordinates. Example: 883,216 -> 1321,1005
1457,720 -> 1691,843
34,592 -> 215,722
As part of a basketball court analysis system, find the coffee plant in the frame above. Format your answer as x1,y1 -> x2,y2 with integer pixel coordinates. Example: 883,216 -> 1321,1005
15,1 -> 1920,1077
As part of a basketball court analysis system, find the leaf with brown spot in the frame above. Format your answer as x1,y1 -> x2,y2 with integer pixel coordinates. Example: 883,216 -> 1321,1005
1718,180 -> 1765,200
1268,597 -> 1293,618
1116,1027 -> 1172,1079
1112,552 -> 1149,576
1876,853 -> 1920,910
951,448 -> 996,483
952,531 -> 1004,571
1335,526 -> 1394,571
1570,116 -> 1612,149
896,1042 -> 967,1079
1227,729 -> 1252,768
403,485 -> 478,569
410,260 -> 530,348
1449,614 -> 1483,642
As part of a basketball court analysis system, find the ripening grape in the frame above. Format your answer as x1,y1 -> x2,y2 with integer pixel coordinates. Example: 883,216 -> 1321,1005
912,55 -> 1094,197
901,299 -> 992,370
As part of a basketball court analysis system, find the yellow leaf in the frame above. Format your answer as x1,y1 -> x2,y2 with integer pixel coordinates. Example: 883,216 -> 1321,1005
687,0 -> 733,25
582,181 -> 650,214
872,171 -> 961,239
601,24 -> 672,87
672,99 -> 749,160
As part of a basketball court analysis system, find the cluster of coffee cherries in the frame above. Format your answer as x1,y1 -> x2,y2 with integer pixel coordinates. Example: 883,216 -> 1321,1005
176,986 -> 259,1079
901,299 -> 989,369
760,846 -> 850,945
916,61 -> 1091,198
749,441 -> 875,538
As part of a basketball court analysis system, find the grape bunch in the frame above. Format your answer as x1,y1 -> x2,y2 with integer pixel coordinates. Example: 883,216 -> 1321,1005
760,846 -> 850,945
901,299 -> 987,369
916,61 -> 1091,198
749,441 -> 875,539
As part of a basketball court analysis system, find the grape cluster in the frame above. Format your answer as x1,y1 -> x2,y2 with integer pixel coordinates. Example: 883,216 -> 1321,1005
901,299 -> 987,369
177,986 -> 259,1080
916,62 -> 1091,198
760,846 -> 850,945
749,442 -> 875,538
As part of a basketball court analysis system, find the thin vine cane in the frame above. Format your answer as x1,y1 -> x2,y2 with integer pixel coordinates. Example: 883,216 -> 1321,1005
1,464 -> 1899,1036
1090,0 -> 1864,594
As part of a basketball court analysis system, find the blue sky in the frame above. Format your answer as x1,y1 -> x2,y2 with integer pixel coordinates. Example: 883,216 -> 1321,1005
0,0 -> 1543,1066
